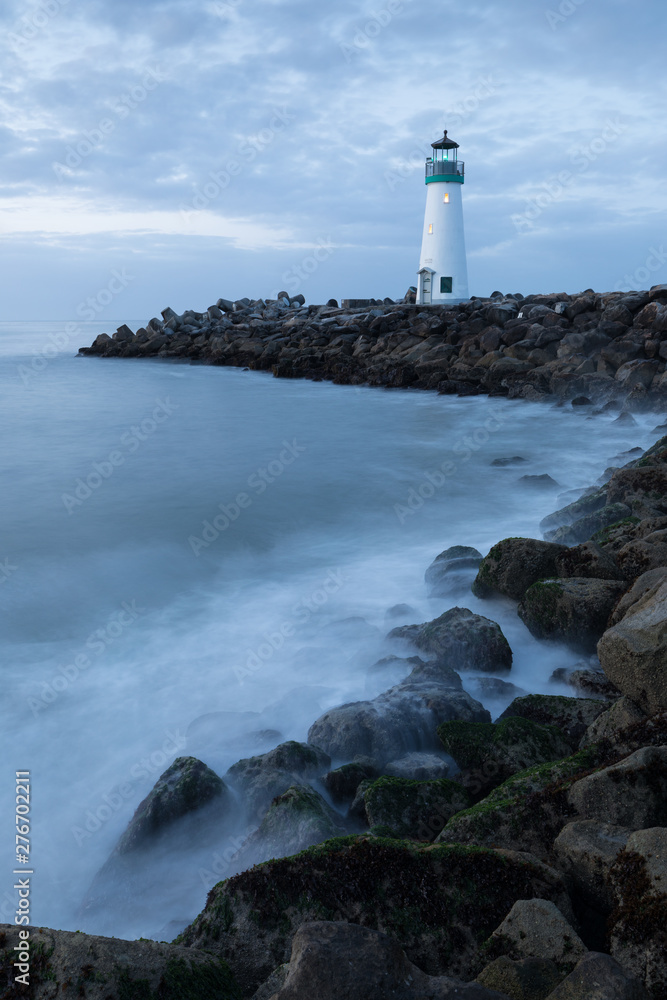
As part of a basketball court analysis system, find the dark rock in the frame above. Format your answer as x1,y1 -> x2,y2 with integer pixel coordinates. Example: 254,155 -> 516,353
307,658 -> 490,765
384,603 -> 419,621
472,538 -> 568,602
229,784 -> 347,870
580,696 -> 646,746
363,775 -> 471,839
323,760 -> 379,804
225,741 -> 331,818
0,924 -> 240,1000
567,667 -> 620,700
485,898 -> 586,967
383,751 -> 452,780
425,545 -> 483,597
476,955 -> 564,1000
518,474 -> 560,488
491,456 -> 528,466
547,504 -> 634,546
179,836 -> 572,994
555,541 -> 624,581
257,921 -> 512,1000
553,819 -> 631,912
498,694 -> 607,749
518,578 -> 627,652
546,952 -> 649,999
389,607 -> 513,673
567,746 -> 667,828
571,395 -> 592,406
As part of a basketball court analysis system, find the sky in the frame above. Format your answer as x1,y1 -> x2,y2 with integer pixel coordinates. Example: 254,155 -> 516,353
1,0 -> 666,322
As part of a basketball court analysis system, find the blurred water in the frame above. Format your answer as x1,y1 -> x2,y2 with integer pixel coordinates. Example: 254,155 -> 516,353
0,321 -> 660,937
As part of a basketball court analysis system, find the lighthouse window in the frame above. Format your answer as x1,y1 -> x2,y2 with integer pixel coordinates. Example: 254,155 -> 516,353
428,224 -> 433,234
443,193 -> 450,203
440,277 -> 453,293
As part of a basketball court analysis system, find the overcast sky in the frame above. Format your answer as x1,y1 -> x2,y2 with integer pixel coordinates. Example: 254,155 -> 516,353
1,0 -> 666,322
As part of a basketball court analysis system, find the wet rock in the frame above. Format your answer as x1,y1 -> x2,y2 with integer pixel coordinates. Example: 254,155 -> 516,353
597,580 -> 667,714
437,717 -> 571,796
555,540 -> 624,581
518,473 -> 560,488
425,545 -> 483,597
580,697 -> 647,747
308,659 -> 490,765
616,531 -> 667,580
498,694 -> 608,749
229,784 -> 347,870
322,759 -> 378,804
491,456 -> 528,466
465,676 -> 528,701
472,538 -> 567,601
546,952 -> 649,999
540,486 -> 608,534
384,603 -> 419,621
225,741 -> 331,818
389,607 -> 513,673
518,578 -> 627,652
567,667 -> 620,700
547,504 -> 634,546
0,924 -> 240,1000
608,828 -> 667,999
609,567 -> 667,624
567,746 -> 667,828
179,837 -> 572,994
476,955 -> 563,1000
363,775 -> 471,839
553,819 -> 631,912
258,921 -> 512,1000
485,898 -> 586,968
383,751 -> 452,780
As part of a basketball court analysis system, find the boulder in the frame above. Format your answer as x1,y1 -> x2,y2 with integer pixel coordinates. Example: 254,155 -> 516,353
555,541 -> 624,581
437,717 -> 571,796
567,746 -> 667,828
389,607 -> 513,673
485,898 -> 586,968
597,581 -> 667,714
546,952 -> 649,1000
229,785 -> 347,870
0,924 -> 240,1000
476,956 -> 563,1000
547,504 -> 634,546
498,694 -> 608,749
580,697 -> 647,747
608,828 -> 667,999
425,545 -> 483,597
566,667 -> 620,700
225,741 -> 331,819
553,819 -> 631,911
518,578 -> 627,652
606,466 -> 667,511
472,538 -> 567,601
540,487 -> 608,534
307,659 -> 490,765
179,837 -> 571,994
258,921 -> 511,1000
609,567 -> 667,625
616,531 -> 667,580
114,756 -> 227,854
322,759 -> 378,804
363,775 -> 471,839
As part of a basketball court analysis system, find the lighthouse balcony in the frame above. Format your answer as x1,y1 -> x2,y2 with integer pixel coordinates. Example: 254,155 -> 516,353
425,159 -> 464,183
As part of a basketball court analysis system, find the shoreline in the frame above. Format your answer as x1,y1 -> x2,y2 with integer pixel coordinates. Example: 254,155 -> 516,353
79,287 -> 667,412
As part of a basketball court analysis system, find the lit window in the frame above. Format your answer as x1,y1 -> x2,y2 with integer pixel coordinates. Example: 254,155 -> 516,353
443,193 -> 450,203
440,277 -> 453,293
428,224 -> 433,234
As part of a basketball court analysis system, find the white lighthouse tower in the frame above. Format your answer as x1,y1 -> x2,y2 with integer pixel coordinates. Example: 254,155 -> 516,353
417,129 -> 469,305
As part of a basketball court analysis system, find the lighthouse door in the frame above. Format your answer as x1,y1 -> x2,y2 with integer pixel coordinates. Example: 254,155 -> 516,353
422,273 -> 432,305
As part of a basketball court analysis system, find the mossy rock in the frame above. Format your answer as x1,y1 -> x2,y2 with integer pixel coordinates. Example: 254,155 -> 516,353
472,537 -> 567,601
436,745 -> 607,857
362,776 -> 471,840
225,741 -> 331,816
498,694 -> 608,750
323,760 -> 378,804
591,516 -> 642,549
436,717 -> 572,795
178,837 -> 570,995
518,577 -> 626,653
547,503 -> 634,546
476,955 -> 564,1000
389,607 -> 513,673
117,757 -> 227,854
229,784 -> 347,870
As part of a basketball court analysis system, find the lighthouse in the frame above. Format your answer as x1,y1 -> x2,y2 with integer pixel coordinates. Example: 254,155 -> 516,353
416,129 -> 469,305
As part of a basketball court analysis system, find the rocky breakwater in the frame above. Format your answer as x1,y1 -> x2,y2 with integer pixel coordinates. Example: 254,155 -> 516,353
79,286 -> 667,408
